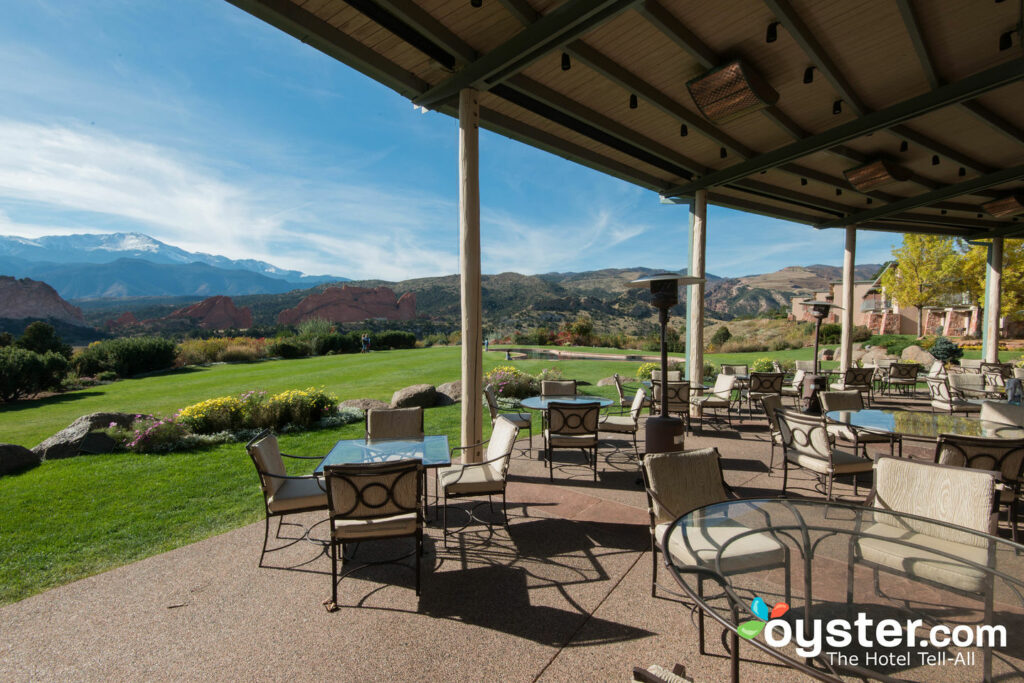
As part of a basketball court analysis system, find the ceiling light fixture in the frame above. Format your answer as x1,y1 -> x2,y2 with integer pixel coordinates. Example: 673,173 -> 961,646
899,141 -> 909,152
629,94 -> 638,109
686,60 -> 779,123
802,66 -> 814,84
932,155 -> 940,165
766,22 -> 779,43
720,147 -> 728,159
833,99 -> 843,115
999,30 -> 1014,51
561,53 -> 571,71
470,0 -> 482,7
679,124 -> 688,137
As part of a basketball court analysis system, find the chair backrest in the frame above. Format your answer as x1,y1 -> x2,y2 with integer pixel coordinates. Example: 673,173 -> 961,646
628,387 -> 647,423
981,362 -> 1012,379
652,380 -> 690,412
483,384 -> 500,422
819,390 -> 864,413
795,360 -> 816,372
366,407 -> 424,440
927,361 -> 946,378
711,373 -> 737,398
760,394 -> 784,435
980,401 -> 1024,427
872,456 -> 997,546
949,372 -> 984,392
484,416 -> 520,479
720,364 -> 747,376
246,429 -> 286,497
612,373 -> 626,403
960,358 -> 983,373
641,448 -> 727,525
776,408 -> 832,459
748,372 -> 784,394
541,379 -> 577,396
935,434 -> 1024,485
772,360 -> 784,374
547,402 -> 599,436
790,369 -> 806,389
324,459 -> 422,522
844,367 -> 874,387
890,363 -> 920,380
651,369 -> 682,381
925,376 -> 953,403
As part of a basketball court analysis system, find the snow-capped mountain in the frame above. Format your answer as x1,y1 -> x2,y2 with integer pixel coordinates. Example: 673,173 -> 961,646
0,232 -> 340,283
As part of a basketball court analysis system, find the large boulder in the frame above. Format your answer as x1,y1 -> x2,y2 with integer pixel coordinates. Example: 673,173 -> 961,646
339,398 -> 389,411
819,348 -> 835,361
391,384 -> 437,409
596,377 -> 618,387
32,412 -> 133,460
860,346 -> 898,364
434,381 -> 462,406
0,444 -> 41,475
901,344 -> 936,365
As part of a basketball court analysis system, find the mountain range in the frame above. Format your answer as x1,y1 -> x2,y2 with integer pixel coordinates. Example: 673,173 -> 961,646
0,232 -> 346,298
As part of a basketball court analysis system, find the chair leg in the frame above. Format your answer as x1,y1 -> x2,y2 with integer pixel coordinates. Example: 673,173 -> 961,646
329,540 -> 338,609
415,530 -> 422,596
502,490 -> 509,527
592,446 -> 597,482
442,491 -> 449,548
697,578 -> 706,655
259,514 -> 270,567
782,457 -> 789,495
650,538 -> 658,597
826,474 -> 834,501
631,430 -> 639,460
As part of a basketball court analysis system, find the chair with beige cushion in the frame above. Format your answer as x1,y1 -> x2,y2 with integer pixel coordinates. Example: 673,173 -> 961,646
366,407 -> 424,440
887,363 -> 920,396
760,394 -> 785,473
935,434 -> 1024,542
819,390 -> 899,458
719,364 -> 747,376
323,459 -> 423,610
980,400 -> 1024,427
439,416 -> 520,545
613,373 -> 649,414
484,384 -> 532,456
541,379 -> 577,396
926,376 -> 981,415
544,402 -> 600,481
689,374 -> 736,428
651,380 -> 691,431
246,429 -> 328,567
776,408 -> 873,500
651,369 -> 682,382
599,388 -> 646,459
795,360 -> 817,373
948,372 -> 1001,400
744,372 -> 784,415
780,369 -> 805,406
848,457 -> 999,630
829,367 -> 875,405
642,448 -> 789,655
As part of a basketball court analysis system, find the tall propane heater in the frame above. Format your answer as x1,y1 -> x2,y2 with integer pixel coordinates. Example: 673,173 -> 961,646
797,300 -> 843,374
629,273 -> 704,454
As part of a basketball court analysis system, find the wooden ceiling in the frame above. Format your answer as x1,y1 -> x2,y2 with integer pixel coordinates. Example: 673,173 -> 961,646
226,0 -> 1024,238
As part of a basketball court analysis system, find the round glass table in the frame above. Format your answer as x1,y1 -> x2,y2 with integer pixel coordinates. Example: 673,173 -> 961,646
520,395 -> 615,410
664,498 -> 1024,682
825,408 -> 1024,442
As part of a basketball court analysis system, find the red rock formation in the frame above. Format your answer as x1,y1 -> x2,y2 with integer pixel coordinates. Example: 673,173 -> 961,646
0,276 -> 87,326
278,286 -> 416,325
105,311 -> 140,329
167,296 -> 253,329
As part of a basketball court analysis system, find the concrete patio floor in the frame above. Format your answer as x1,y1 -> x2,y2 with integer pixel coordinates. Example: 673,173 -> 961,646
2,392 -> 1021,682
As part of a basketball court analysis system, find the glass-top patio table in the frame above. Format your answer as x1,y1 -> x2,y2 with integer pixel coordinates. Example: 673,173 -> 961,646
665,498 -> 1024,682
520,395 -> 614,410
315,435 -> 451,472
825,408 -> 1024,442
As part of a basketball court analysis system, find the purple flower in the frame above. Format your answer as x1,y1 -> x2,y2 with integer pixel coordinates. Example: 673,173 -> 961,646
108,421 -> 117,428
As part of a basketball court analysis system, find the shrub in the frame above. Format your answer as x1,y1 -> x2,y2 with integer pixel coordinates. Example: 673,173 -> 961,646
17,322 -> 72,358
751,357 -> 775,372
0,347 -> 68,401
485,365 -> 538,399
73,336 -> 176,378
268,338 -> 310,359
819,323 -> 842,344
867,334 -> 918,357
261,387 -> 338,429
177,338 -> 231,365
96,370 -> 118,382
109,416 -> 191,453
536,367 -> 563,383
296,317 -> 335,339
710,326 -> 732,348
929,336 -> 964,363
636,362 -> 659,380
218,344 -> 259,363
852,325 -> 872,343
0,332 -> 12,347
373,331 -> 416,350
720,339 -> 770,353
176,396 -> 245,433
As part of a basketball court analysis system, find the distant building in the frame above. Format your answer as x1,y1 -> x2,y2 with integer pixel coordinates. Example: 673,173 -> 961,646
789,263 -> 982,336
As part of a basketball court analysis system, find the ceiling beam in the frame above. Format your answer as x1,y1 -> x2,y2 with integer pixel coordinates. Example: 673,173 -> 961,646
968,220 -> 1024,240
635,0 -> 717,69
664,58 -> 1024,197
815,165 -> 1024,228
496,0 -> 539,25
342,0 -> 457,69
765,0 -> 1000,174
225,0 -> 428,98
413,0 -> 639,108
368,0 -> 477,65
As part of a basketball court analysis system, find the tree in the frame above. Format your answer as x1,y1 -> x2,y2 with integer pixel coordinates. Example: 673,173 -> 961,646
880,235 -> 961,334
956,239 -> 1024,321
567,313 -> 594,345
710,325 -> 731,348
17,322 -> 72,358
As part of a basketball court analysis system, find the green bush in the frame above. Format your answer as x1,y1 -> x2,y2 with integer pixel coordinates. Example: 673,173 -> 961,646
72,337 -> 176,378
372,330 -> 416,350
17,322 -> 72,358
710,326 -> 732,348
751,357 -> 775,372
0,347 -> 69,402
176,387 -> 338,433
929,336 -> 963,363
819,323 -> 841,344
852,325 -> 872,342
268,338 -> 310,359
485,365 -> 538,400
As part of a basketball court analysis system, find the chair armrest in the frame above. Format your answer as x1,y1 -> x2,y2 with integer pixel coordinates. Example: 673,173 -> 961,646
261,471 -> 322,481
450,438 -> 492,459
281,452 -> 322,460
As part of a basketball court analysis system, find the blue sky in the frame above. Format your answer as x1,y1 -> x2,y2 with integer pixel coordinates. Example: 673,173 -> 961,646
0,0 -> 901,280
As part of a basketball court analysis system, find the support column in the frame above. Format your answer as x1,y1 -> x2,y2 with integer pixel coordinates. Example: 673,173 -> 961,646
458,89 -> 483,462
839,227 -> 856,373
983,237 -> 1003,363
687,190 -> 707,415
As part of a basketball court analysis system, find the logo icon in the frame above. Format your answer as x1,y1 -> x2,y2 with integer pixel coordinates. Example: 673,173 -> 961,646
737,596 -> 789,639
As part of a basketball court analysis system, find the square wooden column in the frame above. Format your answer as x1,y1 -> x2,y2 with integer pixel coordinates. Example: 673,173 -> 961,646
459,89 -> 483,461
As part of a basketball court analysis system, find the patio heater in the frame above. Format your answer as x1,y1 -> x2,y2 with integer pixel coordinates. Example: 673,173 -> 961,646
798,300 -> 843,374
629,273 -> 704,454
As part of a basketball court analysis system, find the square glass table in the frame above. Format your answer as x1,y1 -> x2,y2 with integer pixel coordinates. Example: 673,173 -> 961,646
315,435 -> 451,473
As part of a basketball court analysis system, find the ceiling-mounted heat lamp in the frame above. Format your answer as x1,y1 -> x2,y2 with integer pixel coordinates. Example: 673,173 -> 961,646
843,160 -> 910,192
686,60 -> 779,124
983,194 -> 1024,217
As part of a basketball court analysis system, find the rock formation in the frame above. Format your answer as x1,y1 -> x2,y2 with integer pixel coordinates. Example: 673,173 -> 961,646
105,311 -> 140,329
166,296 -> 253,329
0,276 -> 87,326
277,285 -> 415,325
